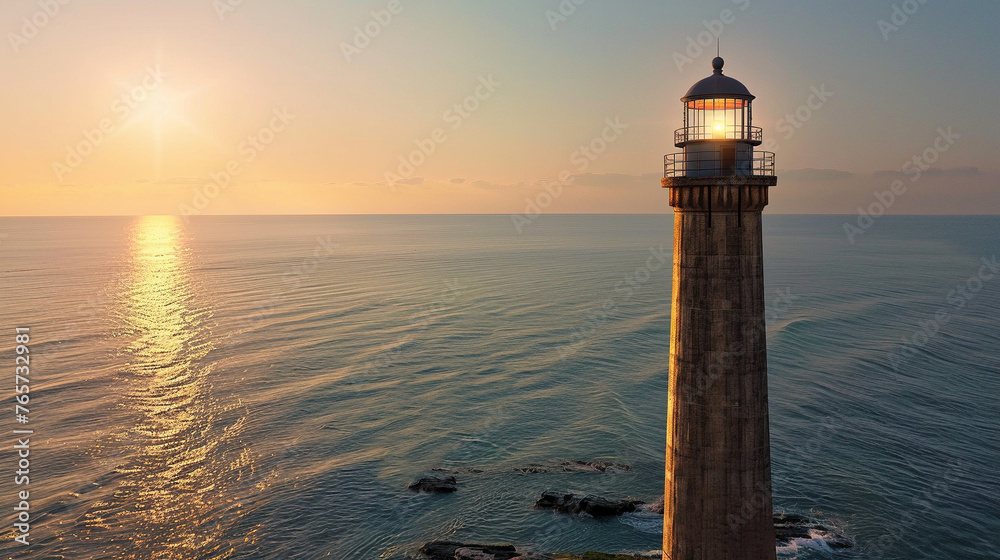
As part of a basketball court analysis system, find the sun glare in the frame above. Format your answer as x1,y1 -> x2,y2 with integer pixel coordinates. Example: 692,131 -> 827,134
115,81 -> 213,181
713,119 -> 726,138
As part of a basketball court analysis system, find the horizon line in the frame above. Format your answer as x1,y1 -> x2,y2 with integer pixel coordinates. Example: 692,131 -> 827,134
3,213 -> 1000,218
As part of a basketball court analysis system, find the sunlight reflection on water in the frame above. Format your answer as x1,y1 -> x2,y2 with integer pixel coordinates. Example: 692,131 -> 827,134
70,216 -> 261,559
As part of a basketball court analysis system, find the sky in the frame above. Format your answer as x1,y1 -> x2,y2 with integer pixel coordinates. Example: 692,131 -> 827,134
2,0 -> 998,216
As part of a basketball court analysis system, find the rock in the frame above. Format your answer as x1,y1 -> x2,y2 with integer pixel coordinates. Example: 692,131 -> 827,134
636,495 -> 663,515
824,535 -> 854,549
455,547 -> 501,560
515,461 -> 631,474
419,541 -> 520,560
569,555 -> 658,560
773,513 -> 852,549
773,513 -> 814,541
562,460 -> 631,473
578,495 -> 640,517
510,554 -> 554,560
408,474 -> 457,493
533,491 -> 643,517
432,467 -> 485,474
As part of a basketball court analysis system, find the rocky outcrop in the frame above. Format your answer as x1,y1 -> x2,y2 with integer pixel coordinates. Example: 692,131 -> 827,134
635,495 -> 663,515
554,555 -> 657,559
533,492 -> 643,517
419,541 -> 520,559
432,467 -> 485,474
408,474 -> 457,493
773,513 -> 853,549
516,461 -> 631,474
406,459 -> 629,494
413,512 -> 851,560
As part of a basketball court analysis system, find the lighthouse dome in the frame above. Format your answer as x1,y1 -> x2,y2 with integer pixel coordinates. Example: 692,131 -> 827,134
682,57 -> 754,101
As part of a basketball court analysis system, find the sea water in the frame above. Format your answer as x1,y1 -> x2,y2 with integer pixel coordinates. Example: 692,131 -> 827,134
0,214 -> 996,559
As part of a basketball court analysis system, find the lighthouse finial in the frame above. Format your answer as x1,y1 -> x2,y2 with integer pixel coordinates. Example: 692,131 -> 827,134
712,55 -> 724,74
711,41 -> 724,73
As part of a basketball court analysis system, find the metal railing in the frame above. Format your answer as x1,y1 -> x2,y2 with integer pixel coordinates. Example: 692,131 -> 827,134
674,125 -> 762,145
664,150 -> 775,178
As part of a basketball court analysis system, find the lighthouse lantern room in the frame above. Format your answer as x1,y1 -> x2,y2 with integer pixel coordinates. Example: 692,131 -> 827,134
665,57 -> 774,178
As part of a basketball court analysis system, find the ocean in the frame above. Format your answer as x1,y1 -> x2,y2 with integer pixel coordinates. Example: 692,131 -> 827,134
0,214 -> 996,559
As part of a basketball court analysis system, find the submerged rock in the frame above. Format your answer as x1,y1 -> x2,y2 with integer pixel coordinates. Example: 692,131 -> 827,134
534,491 -> 643,517
635,495 -> 663,515
773,513 -> 853,549
555,555 -> 657,560
432,467 -> 485,474
408,474 -> 457,493
419,541 -> 520,559
516,461 -> 631,474
555,554 -> 657,559
420,460 -> 629,476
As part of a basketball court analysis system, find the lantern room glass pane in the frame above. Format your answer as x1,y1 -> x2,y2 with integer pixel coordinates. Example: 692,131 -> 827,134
683,97 -> 752,141
685,98 -> 746,110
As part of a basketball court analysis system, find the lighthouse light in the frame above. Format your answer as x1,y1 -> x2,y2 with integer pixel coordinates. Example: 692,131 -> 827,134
713,119 -> 726,138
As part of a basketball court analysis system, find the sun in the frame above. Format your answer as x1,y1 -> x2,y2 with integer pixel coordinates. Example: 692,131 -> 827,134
115,81 -> 212,181
146,89 -> 176,124
107,44 -> 221,181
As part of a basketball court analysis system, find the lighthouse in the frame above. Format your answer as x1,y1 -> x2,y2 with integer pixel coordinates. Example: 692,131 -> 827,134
661,56 -> 778,560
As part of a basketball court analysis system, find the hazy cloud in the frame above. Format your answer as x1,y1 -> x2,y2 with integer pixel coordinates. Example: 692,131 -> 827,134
568,172 -> 661,188
145,177 -> 210,185
472,179 -> 514,189
449,178 -> 466,184
923,166 -> 979,177
872,166 -> 979,178
783,168 -> 855,182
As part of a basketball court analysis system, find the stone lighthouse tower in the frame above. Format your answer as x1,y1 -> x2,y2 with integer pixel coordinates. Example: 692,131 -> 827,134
661,56 -> 777,560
